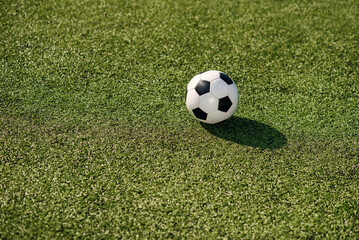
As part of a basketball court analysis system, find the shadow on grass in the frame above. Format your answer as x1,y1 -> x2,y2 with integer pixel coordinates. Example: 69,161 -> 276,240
201,116 -> 287,149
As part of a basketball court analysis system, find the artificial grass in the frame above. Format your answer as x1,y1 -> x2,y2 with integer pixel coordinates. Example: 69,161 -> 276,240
1,117 -> 358,238
1,0 -> 358,137
1,0 -> 358,238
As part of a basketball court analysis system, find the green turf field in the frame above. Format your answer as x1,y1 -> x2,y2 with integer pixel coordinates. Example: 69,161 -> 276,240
1,0 -> 358,238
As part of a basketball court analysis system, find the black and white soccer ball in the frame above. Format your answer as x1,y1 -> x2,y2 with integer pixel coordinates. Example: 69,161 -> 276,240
185,70 -> 238,124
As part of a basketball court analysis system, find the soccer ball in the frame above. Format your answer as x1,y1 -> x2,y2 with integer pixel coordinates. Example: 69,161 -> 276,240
185,70 -> 238,124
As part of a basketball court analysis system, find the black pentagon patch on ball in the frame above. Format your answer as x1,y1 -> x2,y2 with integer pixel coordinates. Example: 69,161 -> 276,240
192,108 -> 207,120
220,73 -> 234,85
195,80 -> 210,95
218,96 -> 232,112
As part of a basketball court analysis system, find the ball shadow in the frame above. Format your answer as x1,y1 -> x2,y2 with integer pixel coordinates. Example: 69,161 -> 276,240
201,116 -> 287,149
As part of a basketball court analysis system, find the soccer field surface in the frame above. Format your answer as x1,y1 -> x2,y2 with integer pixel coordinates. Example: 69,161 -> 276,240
1,0 -> 358,238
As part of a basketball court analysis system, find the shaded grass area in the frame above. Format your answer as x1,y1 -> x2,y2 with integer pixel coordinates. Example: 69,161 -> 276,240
1,116 -> 358,238
201,116 -> 288,149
